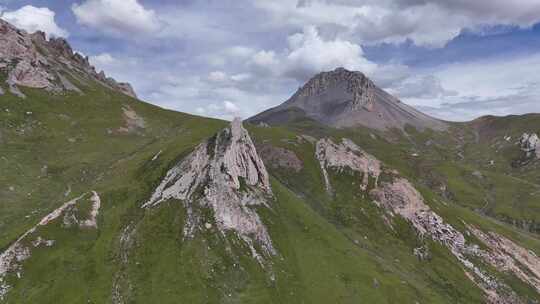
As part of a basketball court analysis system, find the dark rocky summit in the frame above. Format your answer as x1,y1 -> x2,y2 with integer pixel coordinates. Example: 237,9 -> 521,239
249,67 -> 447,131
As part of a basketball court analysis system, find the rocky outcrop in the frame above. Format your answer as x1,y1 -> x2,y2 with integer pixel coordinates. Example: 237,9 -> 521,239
48,37 -> 74,58
0,18 -> 136,98
0,191 -> 101,300
116,83 -> 137,98
315,137 -> 537,303
370,177 -> 528,303
0,20 -> 53,96
293,67 -> 375,111
116,105 -> 145,134
468,226 -> 540,293
520,133 -> 540,158
316,138 -> 381,194
143,119 -> 275,262
79,192 -> 102,228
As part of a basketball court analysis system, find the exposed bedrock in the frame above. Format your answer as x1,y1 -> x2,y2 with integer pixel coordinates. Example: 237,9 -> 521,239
143,119 -> 276,262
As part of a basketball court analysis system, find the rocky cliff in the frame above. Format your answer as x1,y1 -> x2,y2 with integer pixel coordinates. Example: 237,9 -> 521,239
0,19 -> 136,98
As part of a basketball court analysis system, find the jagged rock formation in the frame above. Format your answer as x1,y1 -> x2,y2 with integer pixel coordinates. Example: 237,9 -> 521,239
468,226 -> 540,294
143,119 -> 276,262
370,174 -> 538,303
520,133 -> 540,158
0,191 -> 101,300
0,19 -> 136,98
249,67 -> 447,131
316,138 -> 381,194
116,82 -> 137,98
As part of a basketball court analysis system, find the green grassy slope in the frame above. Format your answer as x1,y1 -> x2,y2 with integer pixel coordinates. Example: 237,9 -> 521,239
2,82 -> 540,303
0,81 -> 225,248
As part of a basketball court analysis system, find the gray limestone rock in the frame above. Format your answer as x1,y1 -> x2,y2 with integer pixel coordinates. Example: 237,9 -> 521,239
316,138 -> 381,194
143,119 -> 276,262
520,133 -> 540,158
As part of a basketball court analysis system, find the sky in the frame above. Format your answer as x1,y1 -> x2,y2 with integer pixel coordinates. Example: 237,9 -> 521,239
1,0 -> 540,121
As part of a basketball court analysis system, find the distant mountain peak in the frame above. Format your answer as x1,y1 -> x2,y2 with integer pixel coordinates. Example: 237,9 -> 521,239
0,18 -> 137,98
291,67 -> 376,112
250,67 -> 447,131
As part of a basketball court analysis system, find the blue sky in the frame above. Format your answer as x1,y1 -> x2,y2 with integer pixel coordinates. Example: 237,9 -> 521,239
2,0 -> 540,121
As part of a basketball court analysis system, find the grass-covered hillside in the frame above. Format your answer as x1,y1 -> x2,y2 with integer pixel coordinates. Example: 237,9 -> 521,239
2,76 -> 539,303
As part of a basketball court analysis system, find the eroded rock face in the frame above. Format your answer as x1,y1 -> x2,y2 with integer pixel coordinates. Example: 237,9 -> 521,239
258,144 -> 303,172
294,67 -> 375,111
520,133 -> 540,158
0,18 -> 136,98
316,138 -> 381,193
468,226 -> 540,293
143,119 -> 275,262
0,20 -> 53,95
116,105 -> 145,134
0,191 -> 101,300
370,178 -> 527,303
116,83 -> 137,98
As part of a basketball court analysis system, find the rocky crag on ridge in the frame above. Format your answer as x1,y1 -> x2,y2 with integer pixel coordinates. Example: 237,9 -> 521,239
0,18 -> 136,98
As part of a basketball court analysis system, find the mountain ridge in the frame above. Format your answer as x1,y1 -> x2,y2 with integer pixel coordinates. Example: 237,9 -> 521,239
0,18 -> 136,99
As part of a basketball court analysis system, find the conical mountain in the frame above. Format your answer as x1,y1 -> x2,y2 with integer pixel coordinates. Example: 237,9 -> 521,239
249,67 -> 447,131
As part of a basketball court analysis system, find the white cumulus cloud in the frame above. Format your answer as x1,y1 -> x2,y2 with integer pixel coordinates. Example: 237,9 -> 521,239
72,0 -> 161,36
251,50 -> 279,69
195,100 -> 243,120
253,0 -> 540,47
284,26 -> 377,80
1,5 -> 68,37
